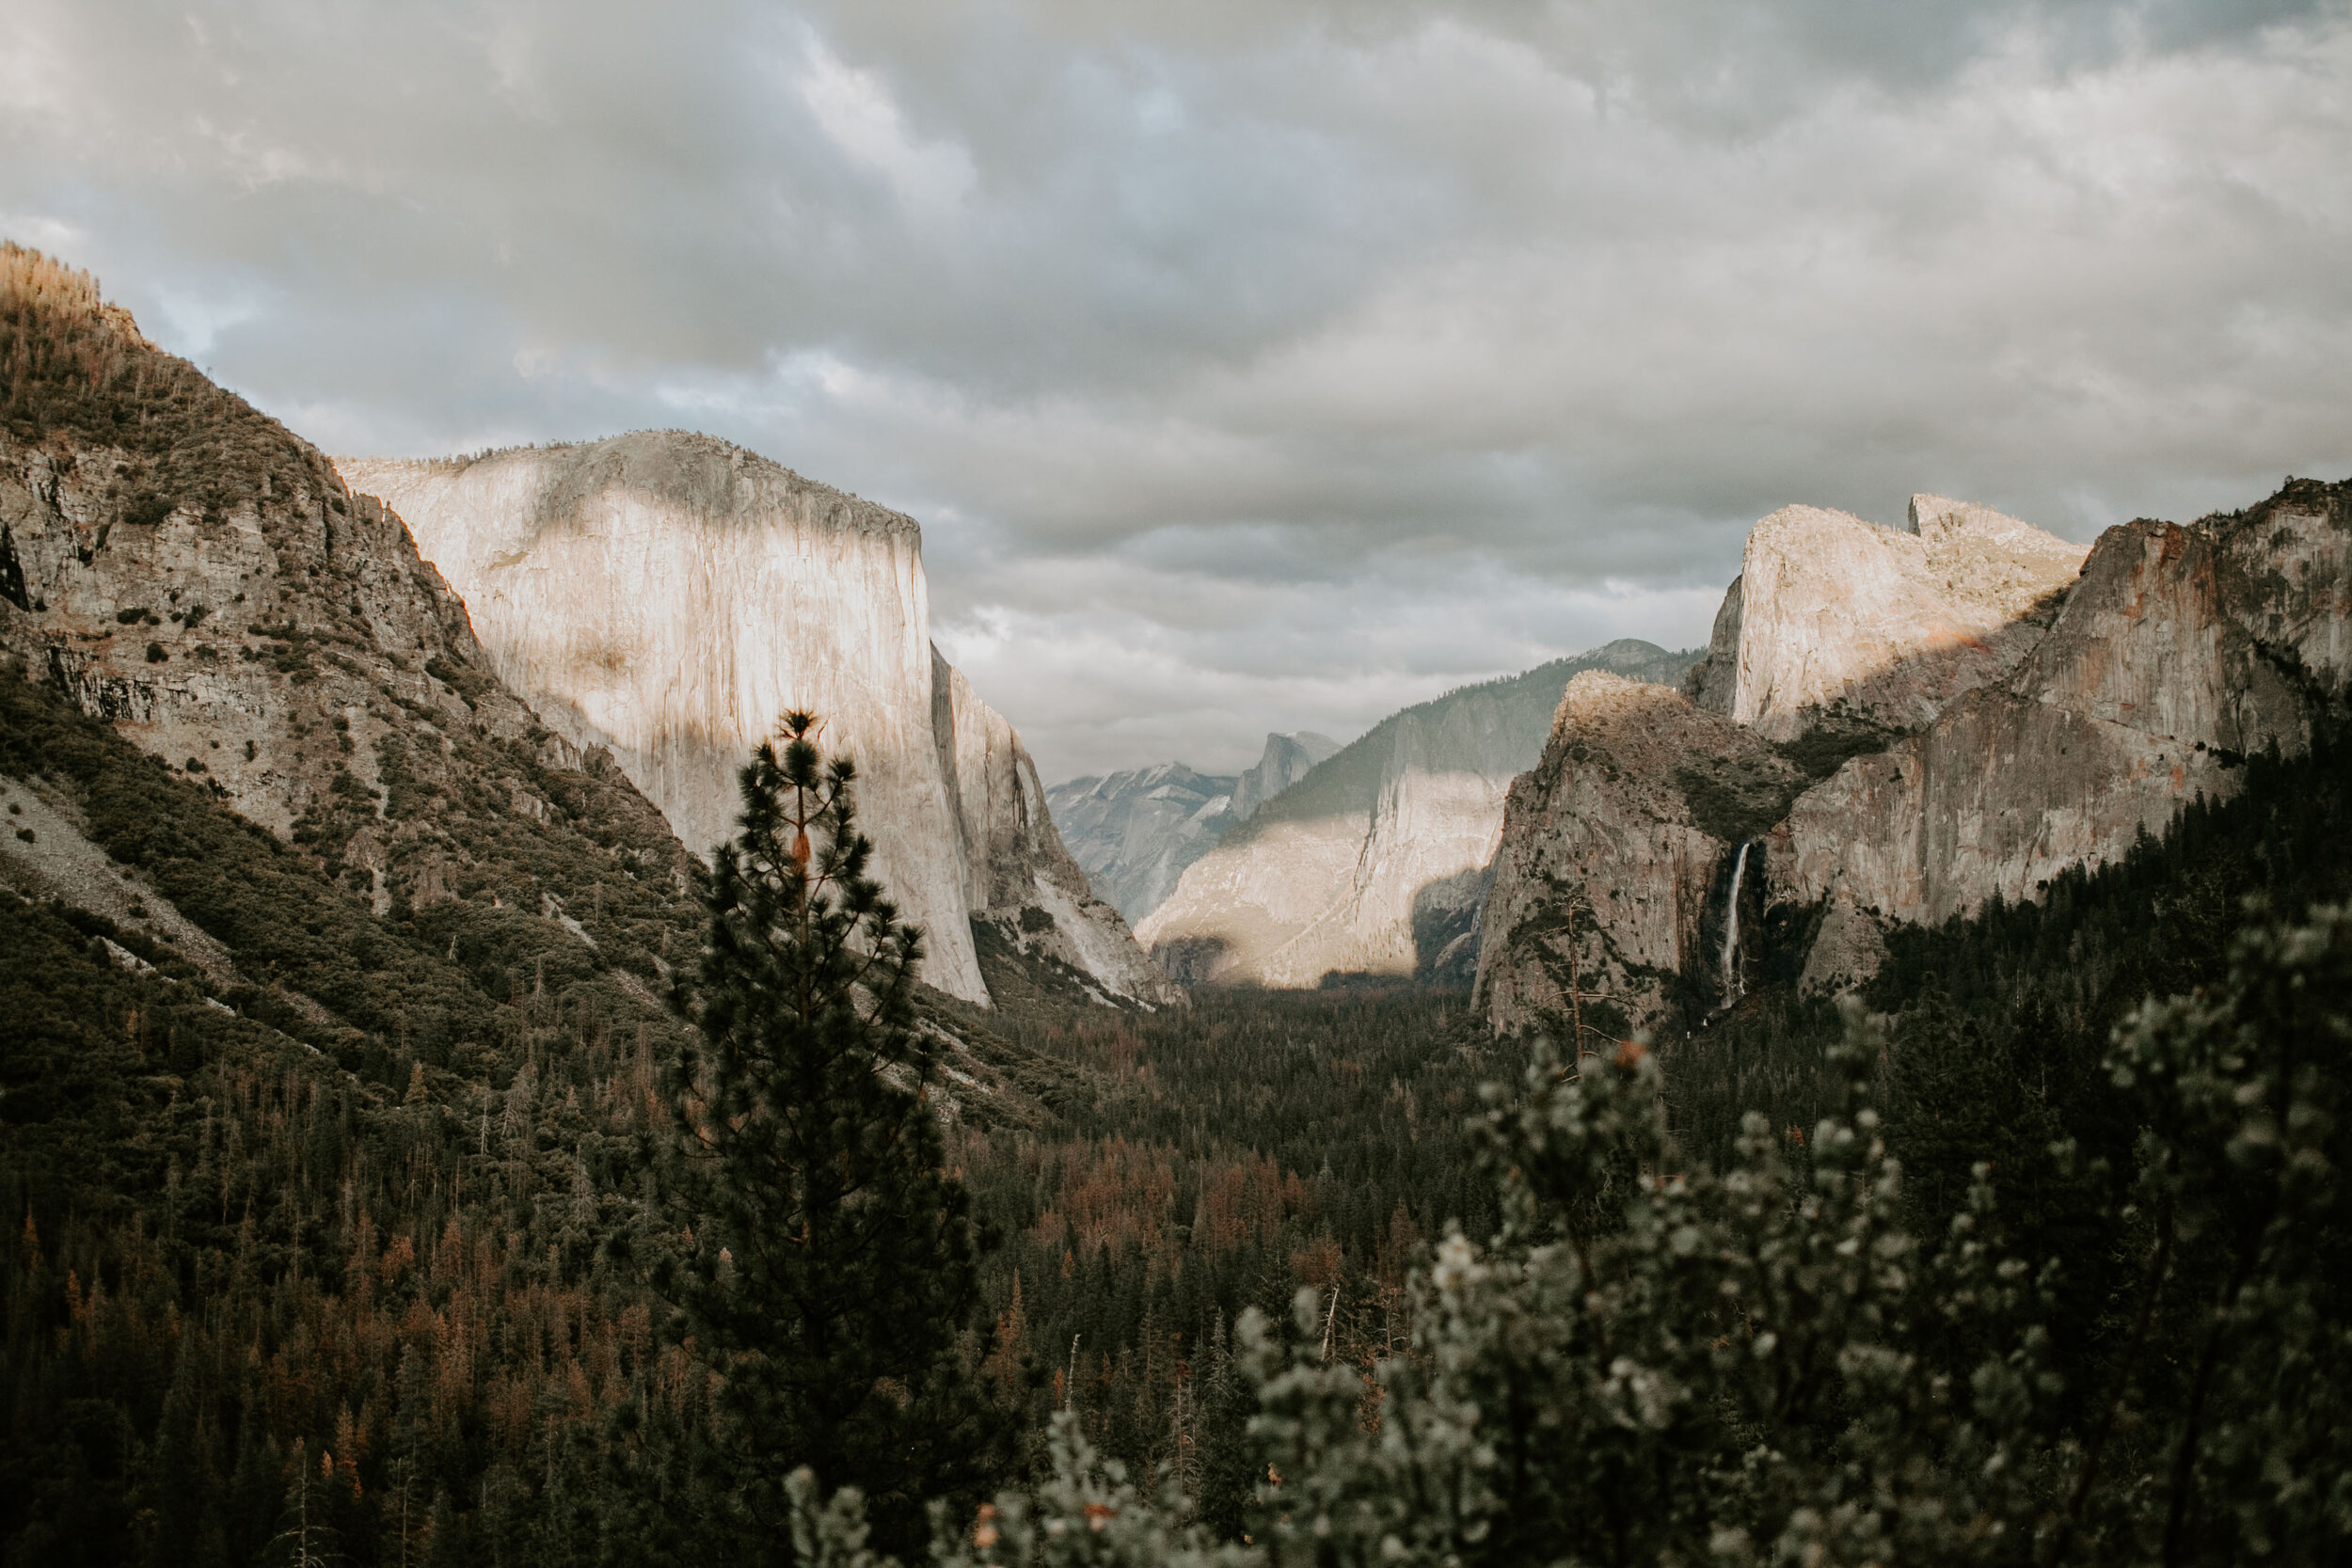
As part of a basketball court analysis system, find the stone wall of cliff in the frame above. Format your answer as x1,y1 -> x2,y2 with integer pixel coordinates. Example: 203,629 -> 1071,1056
1682,495 -> 2088,741
0,250 -> 703,1032
1779,490 -> 2352,927
1483,481 -> 2352,1037
933,649 -> 1174,1003
339,438 -> 1167,1007
1476,672 -> 1803,1040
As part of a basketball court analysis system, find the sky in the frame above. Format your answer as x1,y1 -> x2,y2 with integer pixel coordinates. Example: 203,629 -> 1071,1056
4,0 -> 2349,781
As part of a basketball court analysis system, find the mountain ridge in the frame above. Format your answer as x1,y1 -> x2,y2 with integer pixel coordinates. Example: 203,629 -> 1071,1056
1045,730 -> 1340,924
1476,483 -> 2352,1039
1136,638 -> 1700,989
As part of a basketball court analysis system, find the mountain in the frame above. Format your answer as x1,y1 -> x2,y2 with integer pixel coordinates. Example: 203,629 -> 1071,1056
1044,732 -> 1339,924
0,246 -> 1089,1561
1477,483 -> 2352,1038
0,245 -> 708,1063
1045,763 -> 1234,923
338,439 -> 1170,1009
1230,729 -> 1340,821
1135,640 -> 1698,988
1681,494 -> 2089,741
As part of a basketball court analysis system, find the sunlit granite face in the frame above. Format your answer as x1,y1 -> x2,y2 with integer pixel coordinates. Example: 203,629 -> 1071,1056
341,434 -> 1168,1007
1479,483 -> 2352,1037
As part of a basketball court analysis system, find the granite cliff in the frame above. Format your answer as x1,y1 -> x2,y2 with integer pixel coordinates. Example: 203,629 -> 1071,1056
1045,731 -> 1338,924
1136,641 -> 1696,989
1682,494 -> 2089,741
339,439 -> 1168,1008
1478,483 -> 2352,1040
1475,672 -> 1803,1039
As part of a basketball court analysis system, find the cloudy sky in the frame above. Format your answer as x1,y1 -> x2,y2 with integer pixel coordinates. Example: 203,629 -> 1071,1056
5,1 -> 2349,780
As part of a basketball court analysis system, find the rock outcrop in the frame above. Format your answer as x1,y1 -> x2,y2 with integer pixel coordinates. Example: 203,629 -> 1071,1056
1683,496 -> 2088,742
1046,732 -> 1341,925
1777,494 -> 2349,926
1137,641 -> 1698,989
1476,672 -> 1804,1040
1480,481 -> 2352,1038
339,437 -> 1169,1008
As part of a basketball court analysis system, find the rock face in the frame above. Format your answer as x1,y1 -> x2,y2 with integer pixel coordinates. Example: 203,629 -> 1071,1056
1777,496 -> 2348,926
1480,482 -> 2352,1038
1476,672 -> 1804,1041
1045,732 -> 1340,925
339,438 -> 1168,1007
1684,496 -> 2088,741
1137,641 -> 1698,989
0,247 -> 704,1024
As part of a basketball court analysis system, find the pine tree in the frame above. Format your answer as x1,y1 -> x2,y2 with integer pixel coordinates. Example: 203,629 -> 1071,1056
142,1343 -> 206,1568
658,712 -> 1006,1559
268,1439 -> 341,1568
381,1346 -> 434,1568
1191,1312 -> 1255,1541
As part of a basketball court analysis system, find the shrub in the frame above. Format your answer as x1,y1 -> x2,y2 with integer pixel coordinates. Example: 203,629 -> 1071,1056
801,906 -> 2352,1567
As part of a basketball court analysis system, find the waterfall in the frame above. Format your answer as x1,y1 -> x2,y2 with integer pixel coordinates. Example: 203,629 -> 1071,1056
1719,839 -> 1752,1007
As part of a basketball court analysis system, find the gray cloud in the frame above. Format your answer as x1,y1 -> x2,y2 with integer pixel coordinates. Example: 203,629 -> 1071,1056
3,0 -> 2348,778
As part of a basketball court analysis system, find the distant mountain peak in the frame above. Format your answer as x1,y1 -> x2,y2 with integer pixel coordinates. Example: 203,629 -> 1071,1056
1136,641 -> 1701,990
1231,730 -> 1342,824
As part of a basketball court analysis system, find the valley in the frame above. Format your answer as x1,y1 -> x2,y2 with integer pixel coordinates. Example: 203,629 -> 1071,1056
6,241 -> 2351,1566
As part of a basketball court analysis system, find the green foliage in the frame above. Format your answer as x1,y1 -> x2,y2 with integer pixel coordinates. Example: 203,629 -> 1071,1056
2080,913 -> 2352,1563
949,988 -> 1508,1491
916,1414 -> 1251,1568
1671,752 -> 1805,844
798,905 -> 2352,1567
656,713 -> 1009,1560
1233,1018 -> 2062,1566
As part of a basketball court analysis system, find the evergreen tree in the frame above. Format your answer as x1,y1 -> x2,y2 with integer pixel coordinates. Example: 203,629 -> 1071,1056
141,1345 -> 206,1568
657,712 -> 1006,1559
268,1440 -> 340,1568
1190,1313 -> 1255,1542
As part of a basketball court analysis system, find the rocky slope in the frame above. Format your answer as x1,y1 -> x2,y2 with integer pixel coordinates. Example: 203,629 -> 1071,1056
1136,641 -> 1697,989
339,438 -> 1169,1008
1479,483 -> 2352,1038
1045,731 -> 1338,924
0,243 -> 703,1060
0,245 -> 1077,1127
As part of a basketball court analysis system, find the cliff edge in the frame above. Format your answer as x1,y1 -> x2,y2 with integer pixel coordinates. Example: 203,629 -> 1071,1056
338,438 -> 1169,1008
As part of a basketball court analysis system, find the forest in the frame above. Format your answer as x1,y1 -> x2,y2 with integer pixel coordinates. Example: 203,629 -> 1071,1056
7,647 -> 2351,1562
